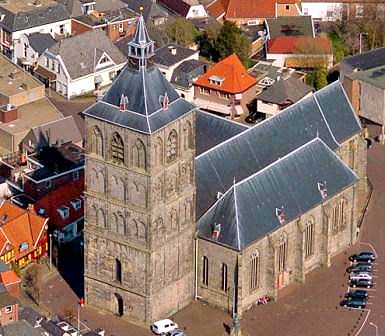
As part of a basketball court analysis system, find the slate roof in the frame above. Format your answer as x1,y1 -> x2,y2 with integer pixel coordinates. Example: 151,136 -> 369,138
198,138 -> 358,251
0,320 -> 41,336
256,77 -> 313,105
0,3 -> 70,33
47,29 -> 126,79
122,0 -> 169,22
196,81 -> 361,218
153,44 -> 198,67
170,59 -> 208,89
266,16 -> 314,38
27,33 -> 56,55
342,47 -> 385,71
349,65 -> 385,90
196,110 -> 248,155
84,64 -> 196,133
58,0 -> 129,16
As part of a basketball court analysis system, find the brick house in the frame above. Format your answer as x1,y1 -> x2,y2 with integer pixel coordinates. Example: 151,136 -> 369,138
0,201 -> 48,268
194,54 -> 257,119
0,292 -> 18,326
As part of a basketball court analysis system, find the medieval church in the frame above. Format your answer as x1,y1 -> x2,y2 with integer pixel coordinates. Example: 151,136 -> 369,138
83,16 -> 368,324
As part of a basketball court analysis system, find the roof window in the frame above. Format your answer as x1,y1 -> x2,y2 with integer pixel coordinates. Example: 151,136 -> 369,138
19,242 -> 29,251
57,206 -> 70,220
209,75 -> 224,86
71,199 -> 82,210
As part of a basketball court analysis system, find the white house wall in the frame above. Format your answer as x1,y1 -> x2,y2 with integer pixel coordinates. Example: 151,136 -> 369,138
301,2 -> 343,21
158,51 -> 199,82
14,34 -> 39,65
256,100 -> 280,116
186,5 -> 208,19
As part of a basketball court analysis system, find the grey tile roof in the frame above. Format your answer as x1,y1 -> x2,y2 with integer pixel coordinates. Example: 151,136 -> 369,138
195,81 -> 361,218
27,32 -> 56,55
0,4 -> 70,33
342,47 -> 385,71
58,0 -> 129,16
171,59 -> 208,88
153,43 -> 197,67
73,7 -> 136,27
266,16 -> 314,38
196,110 -> 248,155
256,77 -> 313,105
121,0 -> 169,22
198,138 -> 358,251
349,65 -> 385,90
0,320 -> 42,336
48,29 -> 126,79
84,64 -> 196,133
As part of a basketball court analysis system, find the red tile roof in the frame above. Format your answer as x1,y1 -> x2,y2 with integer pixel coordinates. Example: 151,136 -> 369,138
267,36 -> 332,54
0,201 -> 47,260
0,270 -> 20,287
207,0 -> 227,18
34,177 -> 84,231
225,0 -> 276,19
194,54 -> 256,94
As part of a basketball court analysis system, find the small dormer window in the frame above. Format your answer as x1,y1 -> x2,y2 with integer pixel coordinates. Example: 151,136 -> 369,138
99,56 -> 109,64
57,206 -> 69,219
212,223 -> 221,240
37,208 -> 46,216
19,242 -> 29,252
275,206 -> 286,224
209,75 -> 224,86
71,199 -> 82,210
318,181 -> 328,200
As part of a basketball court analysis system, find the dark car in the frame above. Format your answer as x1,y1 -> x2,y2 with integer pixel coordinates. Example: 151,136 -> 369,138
340,298 -> 366,309
346,264 -> 372,274
167,330 -> 187,336
349,278 -> 373,289
349,252 -> 376,263
345,290 -> 368,300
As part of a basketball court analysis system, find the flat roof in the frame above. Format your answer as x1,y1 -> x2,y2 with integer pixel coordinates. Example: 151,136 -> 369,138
0,55 -> 43,98
0,97 -> 63,136
0,0 -> 57,14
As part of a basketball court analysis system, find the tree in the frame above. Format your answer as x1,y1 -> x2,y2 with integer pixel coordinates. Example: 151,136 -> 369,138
24,264 -> 44,305
306,67 -> 328,90
166,17 -> 198,47
63,306 -> 75,324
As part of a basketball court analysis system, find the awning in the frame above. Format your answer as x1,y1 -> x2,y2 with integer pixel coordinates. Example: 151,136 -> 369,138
34,65 -> 56,81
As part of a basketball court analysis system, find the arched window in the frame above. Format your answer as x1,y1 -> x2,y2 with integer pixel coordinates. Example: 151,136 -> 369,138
250,251 -> 260,291
154,137 -> 163,166
132,139 -> 146,170
96,208 -> 106,228
202,256 -> 209,286
115,259 -> 122,283
166,130 -> 178,163
183,121 -> 193,150
90,126 -> 103,157
111,132 -> 124,164
221,263 -> 228,292
111,213 -> 118,232
305,218 -> 315,258
332,199 -> 345,233
277,233 -> 288,273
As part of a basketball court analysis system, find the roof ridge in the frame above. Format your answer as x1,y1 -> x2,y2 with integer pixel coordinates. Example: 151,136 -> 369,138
233,180 -> 241,250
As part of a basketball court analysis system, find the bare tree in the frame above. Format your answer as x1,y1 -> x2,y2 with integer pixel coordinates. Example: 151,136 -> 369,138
24,264 -> 44,305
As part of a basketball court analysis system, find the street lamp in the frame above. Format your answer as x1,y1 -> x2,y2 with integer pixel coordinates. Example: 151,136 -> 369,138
369,322 -> 378,336
359,32 -> 368,54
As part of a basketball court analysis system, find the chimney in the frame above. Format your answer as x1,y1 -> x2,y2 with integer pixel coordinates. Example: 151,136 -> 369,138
169,46 -> 177,55
0,104 -> 18,123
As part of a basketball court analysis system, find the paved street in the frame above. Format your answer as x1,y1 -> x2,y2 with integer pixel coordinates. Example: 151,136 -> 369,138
40,143 -> 385,336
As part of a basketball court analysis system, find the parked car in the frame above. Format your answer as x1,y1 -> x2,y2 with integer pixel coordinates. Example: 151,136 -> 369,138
345,290 -> 368,300
349,252 -> 376,263
340,298 -> 367,309
346,264 -> 372,274
151,319 -> 178,335
349,278 -> 373,289
349,272 -> 372,281
167,329 -> 187,336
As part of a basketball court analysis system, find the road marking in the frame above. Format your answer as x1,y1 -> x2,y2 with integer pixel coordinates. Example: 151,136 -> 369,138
354,308 -> 371,336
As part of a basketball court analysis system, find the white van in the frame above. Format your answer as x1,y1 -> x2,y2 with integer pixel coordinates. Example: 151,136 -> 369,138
151,319 -> 178,335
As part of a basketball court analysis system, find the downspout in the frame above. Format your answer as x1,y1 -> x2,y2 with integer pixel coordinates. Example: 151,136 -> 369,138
194,237 -> 198,300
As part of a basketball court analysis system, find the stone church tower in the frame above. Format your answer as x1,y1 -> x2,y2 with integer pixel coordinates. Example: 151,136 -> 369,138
83,16 -> 196,324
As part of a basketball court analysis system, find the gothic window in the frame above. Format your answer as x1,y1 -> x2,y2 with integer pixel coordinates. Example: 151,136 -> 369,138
250,251 -> 260,291
90,126 -> 103,157
96,208 -> 106,228
305,218 -> 315,258
115,258 -> 122,283
202,256 -> 209,286
183,199 -> 192,223
96,171 -> 105,194
221,263 -> 228,292
170,209 -> 178,229
111,213 -> 118,232
88,205 -> 96,222
183,121 -> 193,150
154,137 -> 163,166
111,132 -> 124,164
332,199 -> 345,233
117,213 -> 126,235
135,220 -> 146,241
130,182 -> 146,208
277,233 -> 288,273
132,139 -> 146,170
110,176 -> 125,201
166,130 -> 178,163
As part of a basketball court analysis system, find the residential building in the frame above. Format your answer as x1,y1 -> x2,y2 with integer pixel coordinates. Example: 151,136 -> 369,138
170,59 -> 208,101
159,0 -> 208,19
0,0 -> 71,63
153,44 -> 200,81
0,292 -> 18,326
194,54 -> 257,119
0,201 -> 48,268
122,0 -> 169,26
266,36 -> 333,69
0,55 -> 63,154
82,15 -> 368,324
36,29 -> 127,99
265,16 -> 315,39
206,0 -> 302,25
254,76 -> 313,118
14,33 -> 56,70
339,46 -> 385,82
34,177 -> 84,243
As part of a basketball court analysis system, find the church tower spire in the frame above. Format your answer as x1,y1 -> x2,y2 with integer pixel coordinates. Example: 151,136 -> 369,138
128,14 -> 155,68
